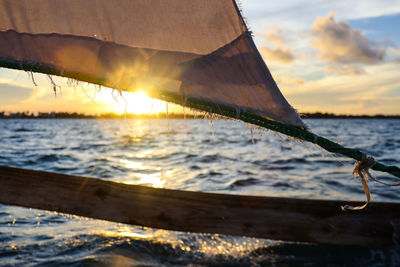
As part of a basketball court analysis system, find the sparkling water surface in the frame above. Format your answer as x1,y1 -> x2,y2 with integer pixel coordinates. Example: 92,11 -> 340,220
0,118 -> 399,266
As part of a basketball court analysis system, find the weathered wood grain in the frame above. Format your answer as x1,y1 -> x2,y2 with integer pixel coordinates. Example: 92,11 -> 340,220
0,165 -> 399,246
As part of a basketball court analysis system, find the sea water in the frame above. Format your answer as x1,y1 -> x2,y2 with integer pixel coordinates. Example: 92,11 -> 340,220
0,118 -> 399,266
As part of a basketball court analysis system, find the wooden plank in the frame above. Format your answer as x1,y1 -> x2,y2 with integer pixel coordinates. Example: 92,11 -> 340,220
0,165 -> 399,246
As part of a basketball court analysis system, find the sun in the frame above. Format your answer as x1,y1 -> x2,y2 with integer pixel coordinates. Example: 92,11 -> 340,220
75,84 -> 181,115
107,90 -> 166,114
120,91 -> 163,114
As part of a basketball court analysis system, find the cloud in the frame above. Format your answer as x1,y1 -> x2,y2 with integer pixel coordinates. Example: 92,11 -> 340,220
283,61 -> 400,114
388,47 -> 400,63
389,47 -> 400,56
0,83 -> 32,105
264,28 -> 285,46
259,27 -> 295,64
312,12 -> 385,65
260,46 -> 294,64
276,77 -> 305,87
323,64 -> 365,75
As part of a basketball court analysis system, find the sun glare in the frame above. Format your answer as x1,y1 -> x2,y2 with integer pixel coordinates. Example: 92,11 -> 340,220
110,90 -> 166,114
59,82 -> 183,115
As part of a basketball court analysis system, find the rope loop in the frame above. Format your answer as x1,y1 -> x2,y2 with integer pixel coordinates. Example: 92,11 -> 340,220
342,153 -> 375,211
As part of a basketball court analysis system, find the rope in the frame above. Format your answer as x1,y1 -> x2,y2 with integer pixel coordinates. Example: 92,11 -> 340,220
341,153 -> 375,211
1,58 -> 400,200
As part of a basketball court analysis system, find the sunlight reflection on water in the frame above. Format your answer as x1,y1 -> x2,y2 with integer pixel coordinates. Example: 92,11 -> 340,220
1,118 -> 400,265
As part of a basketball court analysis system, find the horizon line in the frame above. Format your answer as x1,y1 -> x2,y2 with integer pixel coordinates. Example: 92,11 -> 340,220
1,111 -> 400,119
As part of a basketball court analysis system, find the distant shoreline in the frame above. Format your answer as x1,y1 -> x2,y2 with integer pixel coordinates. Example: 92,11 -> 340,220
0,111 -> 399,119
300,112 -> 400,119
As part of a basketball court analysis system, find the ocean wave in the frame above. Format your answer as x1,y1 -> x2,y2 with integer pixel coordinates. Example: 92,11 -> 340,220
1,119 -> 400,265
231,177 -> 260,187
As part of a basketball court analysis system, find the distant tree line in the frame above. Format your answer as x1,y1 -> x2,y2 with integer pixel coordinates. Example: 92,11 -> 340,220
301,112 -> 400,119
0,111 -> 95,119
0,111 -> 399,119
0,111 -> 197,119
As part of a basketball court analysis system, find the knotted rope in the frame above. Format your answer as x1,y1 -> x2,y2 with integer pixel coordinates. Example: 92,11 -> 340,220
341,153 -> 375,211
341,153 -> 400,211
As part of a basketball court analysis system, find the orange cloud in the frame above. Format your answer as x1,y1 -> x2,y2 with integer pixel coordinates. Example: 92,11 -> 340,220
260,27 -> 295,64
260,46 -> 294,64
312,12 -> 385,74
389,47 -> 400,56
323,64 -> 365,75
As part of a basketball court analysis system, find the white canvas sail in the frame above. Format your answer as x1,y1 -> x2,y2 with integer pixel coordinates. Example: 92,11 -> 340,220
0,0 -> 304,127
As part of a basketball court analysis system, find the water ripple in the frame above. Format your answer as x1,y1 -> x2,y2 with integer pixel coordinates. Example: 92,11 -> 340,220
0,118 -> 399,266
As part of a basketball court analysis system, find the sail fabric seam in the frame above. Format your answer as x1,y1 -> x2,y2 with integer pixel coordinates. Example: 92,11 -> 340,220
0,29 -> 204,57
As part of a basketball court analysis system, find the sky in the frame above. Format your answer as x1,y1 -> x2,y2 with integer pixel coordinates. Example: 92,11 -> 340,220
0,0 -> 399,115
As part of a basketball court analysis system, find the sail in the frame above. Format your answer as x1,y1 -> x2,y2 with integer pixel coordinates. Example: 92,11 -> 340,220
0,0 -> 304,127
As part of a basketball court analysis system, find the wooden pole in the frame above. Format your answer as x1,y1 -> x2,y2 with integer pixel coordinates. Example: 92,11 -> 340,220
0,165 -> 399,246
